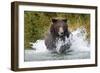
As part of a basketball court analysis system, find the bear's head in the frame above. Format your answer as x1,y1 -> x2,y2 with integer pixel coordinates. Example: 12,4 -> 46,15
50,18 -> 70,38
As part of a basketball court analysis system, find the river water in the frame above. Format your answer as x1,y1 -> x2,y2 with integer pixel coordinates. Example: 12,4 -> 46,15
24,27 -> 90,61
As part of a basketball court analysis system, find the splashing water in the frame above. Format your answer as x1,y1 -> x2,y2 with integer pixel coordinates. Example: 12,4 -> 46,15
30,40 -> 47,53
70,27 -> 90,52
25,27 -> 90,61
31,27 -> 90,52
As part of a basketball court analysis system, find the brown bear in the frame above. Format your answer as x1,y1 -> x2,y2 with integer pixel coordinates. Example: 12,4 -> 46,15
45,18 -> 71,54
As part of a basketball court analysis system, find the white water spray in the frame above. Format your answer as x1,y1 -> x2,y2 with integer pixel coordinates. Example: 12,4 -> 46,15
30,27 -> 90,53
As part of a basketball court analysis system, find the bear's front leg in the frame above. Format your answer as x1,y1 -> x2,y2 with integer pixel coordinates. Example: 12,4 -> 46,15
59,42 -> 71,54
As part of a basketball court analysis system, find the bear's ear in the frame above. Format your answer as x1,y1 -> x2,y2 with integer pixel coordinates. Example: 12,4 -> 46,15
52,19 -> 57,23
62,19 -> 67,23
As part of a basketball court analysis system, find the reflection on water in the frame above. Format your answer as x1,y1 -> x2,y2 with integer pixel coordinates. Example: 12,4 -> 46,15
24,27 -> 90,61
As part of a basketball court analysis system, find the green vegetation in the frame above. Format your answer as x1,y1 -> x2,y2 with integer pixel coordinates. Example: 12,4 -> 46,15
24,11 -> 90,49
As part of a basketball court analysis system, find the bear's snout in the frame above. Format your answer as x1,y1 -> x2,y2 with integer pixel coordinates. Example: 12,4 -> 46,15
58,27 -> 64,36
